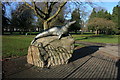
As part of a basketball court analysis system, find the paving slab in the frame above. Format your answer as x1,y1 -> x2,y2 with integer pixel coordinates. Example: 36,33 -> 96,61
2,45 -> 120,79
98,46 -> 119,61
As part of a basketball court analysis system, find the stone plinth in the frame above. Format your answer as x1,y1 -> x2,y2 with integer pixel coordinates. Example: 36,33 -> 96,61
27,36 -> 75,68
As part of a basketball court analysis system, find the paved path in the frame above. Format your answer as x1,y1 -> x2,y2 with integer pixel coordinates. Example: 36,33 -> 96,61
3,45 -> 120,79
99,46 -> 119,57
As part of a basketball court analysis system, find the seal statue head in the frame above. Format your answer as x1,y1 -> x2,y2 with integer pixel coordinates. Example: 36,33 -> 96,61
65,20 -> 76,28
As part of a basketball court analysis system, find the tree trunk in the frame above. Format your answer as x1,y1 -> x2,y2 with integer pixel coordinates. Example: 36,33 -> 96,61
105,30 -> 109,35
75,30 -> 77,33
2,28 -> 4,35
97,30 -> 100,34
19,31 -> 22,35
95,30 -> 97,35
10,28 -> 13,34
43,21 -> 49,30
95,30 -> 100,35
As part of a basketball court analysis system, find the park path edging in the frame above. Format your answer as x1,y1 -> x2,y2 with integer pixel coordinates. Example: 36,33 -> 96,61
75,41 -> 118,46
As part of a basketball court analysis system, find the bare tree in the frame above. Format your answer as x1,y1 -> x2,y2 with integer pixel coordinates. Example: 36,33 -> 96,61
3,1 -> 95,31
24,1 -> 67,30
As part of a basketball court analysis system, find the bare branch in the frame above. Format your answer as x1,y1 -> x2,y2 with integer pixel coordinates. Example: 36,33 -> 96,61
35,5 -> 46,15
47,2 -> 67,22
48,2 -> 57,14
24,2 -> 45,19
44,2 -> 49,14
24,2 -> 34,10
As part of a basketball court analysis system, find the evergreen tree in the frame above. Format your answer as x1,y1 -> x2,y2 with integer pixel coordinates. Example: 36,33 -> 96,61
89,8 -> 112,20
104,11 -> 112,20
112,5 -> 119,23
69,9 -> 82,33
97,9 -> 105,18
89,8 -> 97,19
112,5 -> 119,34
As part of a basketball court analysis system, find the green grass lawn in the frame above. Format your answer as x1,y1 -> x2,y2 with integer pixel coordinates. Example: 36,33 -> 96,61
72,34 -> 119,44
2,34 -> 119,58
2,35 -> 35,58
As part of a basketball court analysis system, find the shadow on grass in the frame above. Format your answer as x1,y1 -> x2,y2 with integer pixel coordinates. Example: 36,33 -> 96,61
70,32 -> 95,35
69,46 -> 102,62
70,33 -> 82,35
75,37 -> 89,40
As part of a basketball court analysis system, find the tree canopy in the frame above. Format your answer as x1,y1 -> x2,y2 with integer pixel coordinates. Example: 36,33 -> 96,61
89,8 -> 112,20
87,17 -> 115,34
11,4 -> 35,33
87,5 -> 119,35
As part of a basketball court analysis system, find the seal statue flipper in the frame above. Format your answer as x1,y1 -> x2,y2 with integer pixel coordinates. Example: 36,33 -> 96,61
31,21 -> 76,45
58,34 -> 62,40
31,38 -> 37,44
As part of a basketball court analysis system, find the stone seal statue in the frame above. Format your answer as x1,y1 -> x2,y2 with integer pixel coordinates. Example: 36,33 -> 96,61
31,21 -> 76,44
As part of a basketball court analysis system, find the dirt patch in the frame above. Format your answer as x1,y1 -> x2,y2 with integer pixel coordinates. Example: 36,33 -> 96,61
2,56 -> 33,78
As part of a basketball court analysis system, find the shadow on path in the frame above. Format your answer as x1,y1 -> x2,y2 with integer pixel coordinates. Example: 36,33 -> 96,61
69,46 -> 102,62
116,59 -> 120,80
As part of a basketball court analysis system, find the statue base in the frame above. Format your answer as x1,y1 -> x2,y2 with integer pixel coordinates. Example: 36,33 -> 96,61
27,36 -> 75,68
